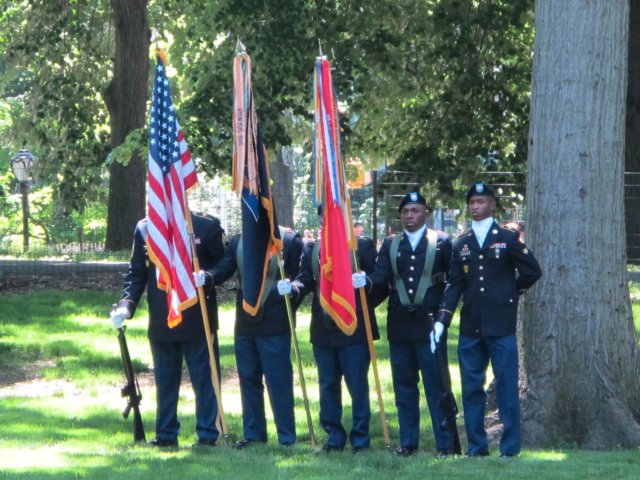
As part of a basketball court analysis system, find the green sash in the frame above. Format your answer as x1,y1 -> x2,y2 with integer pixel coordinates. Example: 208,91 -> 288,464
389,228 -> 438,306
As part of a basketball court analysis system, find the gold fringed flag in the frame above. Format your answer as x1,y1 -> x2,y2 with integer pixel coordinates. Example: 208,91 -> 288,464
232,41 -> 282,315
313,55 -> 357,335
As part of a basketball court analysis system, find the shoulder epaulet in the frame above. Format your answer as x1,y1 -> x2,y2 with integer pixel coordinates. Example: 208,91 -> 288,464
501,226 -> 519,239
192,211 -> 218,222
454,229 -> 473,242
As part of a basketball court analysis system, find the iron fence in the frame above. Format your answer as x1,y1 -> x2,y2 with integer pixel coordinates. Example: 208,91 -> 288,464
1,170 -> 639,283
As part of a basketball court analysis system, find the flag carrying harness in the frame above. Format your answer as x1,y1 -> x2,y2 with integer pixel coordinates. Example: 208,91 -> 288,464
389,228 -> 438,306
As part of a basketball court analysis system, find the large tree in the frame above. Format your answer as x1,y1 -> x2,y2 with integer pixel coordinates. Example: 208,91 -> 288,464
103,0 -> 149,250
523,0 -> 640,447
626,0 -> 640,264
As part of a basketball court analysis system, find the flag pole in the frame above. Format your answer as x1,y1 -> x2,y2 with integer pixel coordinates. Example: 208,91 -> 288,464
348,218 -> 391,448
277,254 -> 317,449
184,200 -> 230,445
232,41 -> 313,446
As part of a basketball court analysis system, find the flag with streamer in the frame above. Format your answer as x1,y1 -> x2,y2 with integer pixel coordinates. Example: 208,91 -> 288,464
232,42 -> 282,316
313,55 -> 357,335
146,51 -> 198,328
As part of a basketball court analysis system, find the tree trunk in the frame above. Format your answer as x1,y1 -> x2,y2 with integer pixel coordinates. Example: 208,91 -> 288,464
523,0 -> 640,448
104,0 -> 149,251
626,0 -> 640,264
270,146 -> 294,228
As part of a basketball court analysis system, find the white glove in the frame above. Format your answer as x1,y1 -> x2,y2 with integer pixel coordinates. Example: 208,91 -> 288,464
352,272 -> 367,289
277,279 -> 292,296
110,307 -> 129,330
193,270 -> 207,287
430,321 -> 445,353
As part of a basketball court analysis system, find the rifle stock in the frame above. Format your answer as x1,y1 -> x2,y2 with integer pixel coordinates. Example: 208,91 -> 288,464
429,314 -> 462,455
117,327 -> 146,442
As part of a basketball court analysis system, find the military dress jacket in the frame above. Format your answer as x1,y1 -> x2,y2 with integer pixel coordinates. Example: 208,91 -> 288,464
292,236 -> 385,348
437,222 -> 542,338
116,213 -> 227,342
212,230 -> 303,337
368,229 -> 452,343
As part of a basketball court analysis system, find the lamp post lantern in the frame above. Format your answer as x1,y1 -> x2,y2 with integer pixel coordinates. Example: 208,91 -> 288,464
10,149 -> 37,252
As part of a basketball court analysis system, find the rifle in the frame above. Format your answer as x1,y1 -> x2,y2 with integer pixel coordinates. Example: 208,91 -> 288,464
117,326 -> 146,442
429,314 -> 462,455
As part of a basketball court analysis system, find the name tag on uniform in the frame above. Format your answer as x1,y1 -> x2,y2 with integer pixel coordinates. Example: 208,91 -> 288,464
489,242 -> 506,249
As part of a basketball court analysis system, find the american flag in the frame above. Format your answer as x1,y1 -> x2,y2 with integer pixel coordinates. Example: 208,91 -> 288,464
147,51 -> 198,328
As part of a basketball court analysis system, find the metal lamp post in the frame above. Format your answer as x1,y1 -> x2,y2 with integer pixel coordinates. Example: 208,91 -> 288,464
10,149 -> 37,252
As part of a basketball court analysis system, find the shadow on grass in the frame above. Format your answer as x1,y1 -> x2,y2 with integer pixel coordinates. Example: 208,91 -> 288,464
0,401 -> 127,442
0,336 -> 149,385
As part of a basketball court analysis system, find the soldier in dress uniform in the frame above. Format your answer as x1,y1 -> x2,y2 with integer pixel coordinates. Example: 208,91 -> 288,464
433,182 -> 541,457
110,212 -> 227,448
361,192 -> 455,457
278,232 -> 384,452
208,227 -> 303,448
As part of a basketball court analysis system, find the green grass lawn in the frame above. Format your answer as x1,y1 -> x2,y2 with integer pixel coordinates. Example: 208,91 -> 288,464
0,288 -> 639,479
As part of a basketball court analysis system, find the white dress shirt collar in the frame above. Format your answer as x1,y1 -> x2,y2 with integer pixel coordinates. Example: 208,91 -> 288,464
404,224 -> 427,251
471,217 -> 494,248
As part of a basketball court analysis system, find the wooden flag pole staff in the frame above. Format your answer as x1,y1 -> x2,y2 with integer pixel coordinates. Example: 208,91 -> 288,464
184,205 -> 230,445
277,254 -> 317,449
350,247 -> 391,448
313,48 -> 388,447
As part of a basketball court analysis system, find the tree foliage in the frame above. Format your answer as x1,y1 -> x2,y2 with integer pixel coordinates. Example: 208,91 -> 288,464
0,0 -> 113,213
349,0 -> 535,199
163,0 -> 534,206
1,0 -> 536,230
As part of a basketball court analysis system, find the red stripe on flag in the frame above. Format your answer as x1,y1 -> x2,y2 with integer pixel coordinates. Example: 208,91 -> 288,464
146,55 -> 199,328
314,56 -> 357,335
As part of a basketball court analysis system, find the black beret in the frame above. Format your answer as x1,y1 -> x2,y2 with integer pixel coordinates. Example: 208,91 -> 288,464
398,192 -> 427,212
466,182 -> 496,203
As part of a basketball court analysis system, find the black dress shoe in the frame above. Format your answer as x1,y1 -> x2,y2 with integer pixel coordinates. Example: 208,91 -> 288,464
465,450 -> 490,457
317,444 -> 344,453
437,448 -> 455,458
394,446 -> 418,457
193,438 -> 217,448
352,446 -> 369,454
500,453 -> 518,458
234,439 -> 263,450
148,437 -> 179,448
